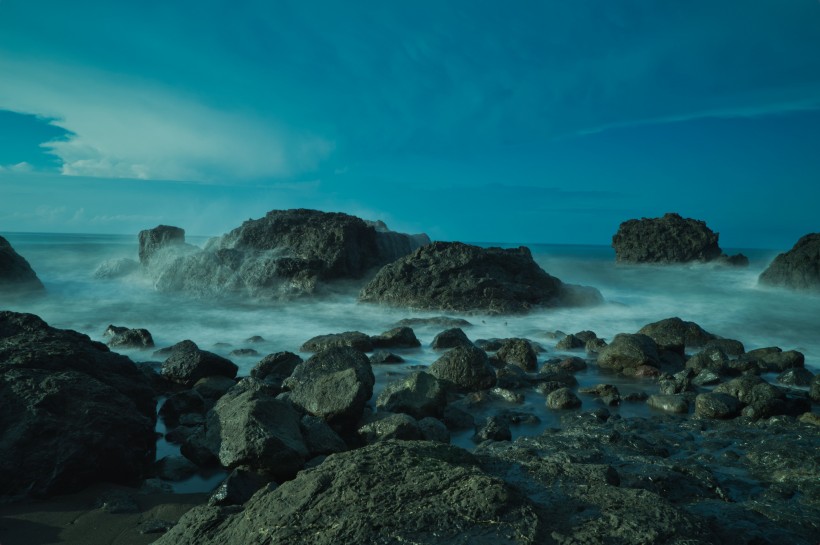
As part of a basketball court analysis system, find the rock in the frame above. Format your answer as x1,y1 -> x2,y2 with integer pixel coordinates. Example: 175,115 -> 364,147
300,331 -> 373,352
692,369 -> 722,386
368,350 -> 404,364
159,390 -> 206,427
556,334 -> 585,350
299,415 -> 347,456
370,326 -> 421,348
714,375 -> 785,413
759,233 -> 820,291
546,387 -> 582,410
495,338 -> 538,371
161,340 -> 238,387
360,241 -> 602,314
358,413 -> 422,444
811,375 -> 820,402
585,337 -> 607,354
193,376 -> 237,405
155,441 -> 540,545
647,394 -> 690,414
428,345 -> 496,392
442,405 -> 475,431
703,338 -> 745,356
203,383 -> 308,480
490,387 -> 524,404
694,393 -> 743,419
282,347 -> 375,428
418,417 -> 451,443
473,416 -> 512,442
495,364 -> 531,389
0,235 -> 44,292
685,347 -> 731,375
366,219 -> 432,263
612,212 -> 741,264
209,468 -> 268,506
742,347 -> 805,373
578,384 -> 621,406
395,316 -> 472,328
777,368 -> 814,387
376,371 -> 447,419
103,324 -> 155,349
250,351 -> 302,386
138,224 -> 186,265
93,257 -> 139,279
637,317 -> 715,354
155,455 -> 199,481
229,348 -> 259,357
596,333 -> 660,371
430,327 -> 473,349
0,311 -> 155,499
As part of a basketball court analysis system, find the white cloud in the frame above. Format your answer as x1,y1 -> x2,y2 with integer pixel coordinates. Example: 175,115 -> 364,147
0,57 -> 334,182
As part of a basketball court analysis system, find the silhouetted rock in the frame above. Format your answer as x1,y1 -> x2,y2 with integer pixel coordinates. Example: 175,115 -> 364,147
759,233 -> 820,291
0,235 -> 44,292
612,213 -> 745,265
0,311 -> 155,499
138,225 -> 186,265
360,241 -> 602,314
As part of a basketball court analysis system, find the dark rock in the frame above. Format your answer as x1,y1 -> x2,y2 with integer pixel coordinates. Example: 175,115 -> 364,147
155,441 -> 540,545
555,356 -> 587,372
203,382 -> 308,480
250,351 -> 302,386
556,334 -> 585,350
0,235 -> 45,293
578,384 -> 621,406
777,368 -> 814,387
546,387 -> 582,410
428,345 -> 496,392
244,335 -> 265,343
209,468 -> 268,506
495,364 -> 531,389
612,212 -> 726,263
811,375 -> 820,402
418,417 -> 451,443
473,416 -> 512,442
637,317 -> 715,354
159,390 -> 206,427
0,311 -> 156,499
282,347 -> 375,428
193,376 -> 237,405
155,455 -> 199,481
93,257 -> 139,279
647,394 -> 690,413
360,241 -> 602,314
585,337 -> 607,354
370,326 -> 420,348
395,316 -> 472,328
376,371 -> 447,419
714,375 -> 784,407
430,327 -> 473,349
489,387 -> 524,404
300,415 -> 347,456
358,413 -> 422,444
475,338 -> 503,351
229,348 -> 259,357
759,233 -> 820,291
742,347 -> 805,373
104,324 -> 155,349
702,338 -> 745,357
692,369 -> 722,386
300,331 -> 373,352
495,338 -> 537,371
366,219 -> 432,263
138,224 -> 185,265
161,340 -> 238,387
596,333 -> 660,371
369,350 -> 404,364
685,347 -> 731,376
694,393 -> 743,419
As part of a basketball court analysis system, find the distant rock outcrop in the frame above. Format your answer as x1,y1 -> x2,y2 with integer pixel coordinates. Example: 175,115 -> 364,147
612,213 -> 747,265
359,241 -> 602,314
140,209 -> 429,298
0,235 -> 44,292
758,233 -> 820,291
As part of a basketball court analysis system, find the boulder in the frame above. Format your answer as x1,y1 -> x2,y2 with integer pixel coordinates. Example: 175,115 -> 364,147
578,384 -> 621,406
366,219 -> 432,263
154,441 -> 540,545
612,213 -> 744,264
161,340 -> 238,387
282,347 -> 375,428
300,331 -> 373,352
495,338 -> 538,371
299,415 -> 347,456
596,333 -> 660,371
358,413 -> 422,444
359,241 -> 602,314
694,393 -> 742,419
546,387 -> 582,410
811,375 -> 820,403
776,368 -> 814,387
0,235 -> 44,292
759,233 -> 820,291
637,317 -> 715,354
370,326 -> 421,348
428,345 -> 496,392
395,316 -> 472,328
249,351 -> 302,386
431,327 -> 473,349
369,350 -> 404,364
376,371 -> 447,419
103,324 -> 155,349
138,224 -> 186,265
0,311 -> 156,499
741,347 -> 804,373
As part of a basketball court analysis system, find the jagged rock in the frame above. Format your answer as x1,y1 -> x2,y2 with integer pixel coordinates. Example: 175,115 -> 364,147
556,334 -> 585,350
366,219 -> 431,263
103,324 -> 155,349
702,338 -> 745,357
428,345 -> 496,392
360,241 -> 602,314
250,351 -> 302,387
0,311 -> 156,499
193,376 -> 237,406
370,326 -> 420,348
0,235 -> 44,292
161,340 -> 238,387
713,375 -> 788,419
431,327 -> 473,349
759,233 -> 820,291
376,371 -> 447,419
495,338 -> 537,371
159,389 -> 206,427
369,350 -> 404,364
138,225 -> 186,265
155,455 -> 199,481
300,331 -> 373,352
546,387 -> 582,410
811,375 -> 820,403
578,384 -> 621,406
637,317 -> 715,354
596,333 -> 660,371
612,213 -> 744,264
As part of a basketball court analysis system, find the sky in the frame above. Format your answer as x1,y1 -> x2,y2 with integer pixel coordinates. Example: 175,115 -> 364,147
1,1 -> 819,249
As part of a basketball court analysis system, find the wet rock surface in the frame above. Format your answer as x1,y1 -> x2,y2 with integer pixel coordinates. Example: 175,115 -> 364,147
759,232 -> 820,291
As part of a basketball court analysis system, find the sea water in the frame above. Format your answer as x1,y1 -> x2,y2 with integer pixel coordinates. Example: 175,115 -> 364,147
2,232 -> 818,489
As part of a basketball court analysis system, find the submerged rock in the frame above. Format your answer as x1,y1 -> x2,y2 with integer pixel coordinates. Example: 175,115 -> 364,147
759,233 -> 820,291
612,213 -> 745,265
359,241 -> 602,314
0,235 -> 44,293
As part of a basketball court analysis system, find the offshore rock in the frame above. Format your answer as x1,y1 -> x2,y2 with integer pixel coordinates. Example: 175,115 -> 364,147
138,225 -> 186,265
612,213 -> 745,264
0,235 -> 44,293
359,241 -> 602,314
759,233 -> 820,291
0,311 -> 156,499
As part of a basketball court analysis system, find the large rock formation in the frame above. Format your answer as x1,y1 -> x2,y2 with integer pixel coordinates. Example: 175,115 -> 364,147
141,209 -> 429,298
0,312 -> 156,499
0,235 -> 44,292
359,241 -> 602,313
759,233 -> 820,291
138,225 -> 186,265
612,213 -> 747,265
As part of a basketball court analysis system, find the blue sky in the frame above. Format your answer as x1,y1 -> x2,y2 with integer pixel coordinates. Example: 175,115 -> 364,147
1,1 -> 819,248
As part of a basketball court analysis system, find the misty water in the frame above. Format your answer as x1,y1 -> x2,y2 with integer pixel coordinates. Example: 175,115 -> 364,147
2,232 -> 818,492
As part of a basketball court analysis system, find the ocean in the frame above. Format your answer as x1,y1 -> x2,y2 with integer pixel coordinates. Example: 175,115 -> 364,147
2,232 -> 817,490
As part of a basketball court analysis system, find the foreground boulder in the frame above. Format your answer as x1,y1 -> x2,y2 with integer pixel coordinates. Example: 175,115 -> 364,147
144,209 -> 429,298
759,233 -> 820,291
0,235 -> 44,293
360,241 -> 602,313
637,317 -> 715,354
0,311 -> 156,499
612,213 -> 746,265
